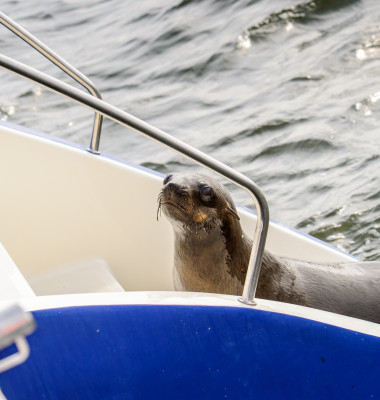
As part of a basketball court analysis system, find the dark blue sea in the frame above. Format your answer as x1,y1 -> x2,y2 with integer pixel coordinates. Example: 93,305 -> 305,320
1,0 -> 380,260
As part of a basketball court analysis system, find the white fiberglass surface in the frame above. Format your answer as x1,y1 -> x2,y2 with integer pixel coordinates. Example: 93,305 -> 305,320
0,125 -> 174,293
0,123 -> 353,296
0,242 -> 35,299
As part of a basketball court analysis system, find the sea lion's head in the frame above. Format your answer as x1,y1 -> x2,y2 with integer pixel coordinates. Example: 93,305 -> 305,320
157,173 -> 240,234
157,172 -> 250,294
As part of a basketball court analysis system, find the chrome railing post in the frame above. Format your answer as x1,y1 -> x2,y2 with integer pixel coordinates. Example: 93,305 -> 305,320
0,12 -> 103,154
0,54 -> 269,306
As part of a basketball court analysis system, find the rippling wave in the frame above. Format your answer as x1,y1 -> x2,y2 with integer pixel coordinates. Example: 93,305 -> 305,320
237,0 -> 361,49
242,0 -> 319,41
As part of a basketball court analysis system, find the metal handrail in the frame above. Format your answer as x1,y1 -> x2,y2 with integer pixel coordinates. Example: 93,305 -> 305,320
0,54 -> 269,305
0,12 -> 103,154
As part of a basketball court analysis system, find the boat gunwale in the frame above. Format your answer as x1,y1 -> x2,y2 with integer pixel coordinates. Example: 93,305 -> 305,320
0,291 -> 378,337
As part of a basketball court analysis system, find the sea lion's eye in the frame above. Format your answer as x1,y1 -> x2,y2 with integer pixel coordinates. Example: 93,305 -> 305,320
163,174 -> 173,185
200,186 -> 214,202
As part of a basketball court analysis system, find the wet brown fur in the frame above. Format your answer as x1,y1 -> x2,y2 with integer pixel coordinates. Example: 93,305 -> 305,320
158,173 -> 380,323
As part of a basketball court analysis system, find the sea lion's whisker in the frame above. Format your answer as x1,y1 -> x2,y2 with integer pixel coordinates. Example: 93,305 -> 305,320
157,191 -> 165,220
157,190 -> 164,203
160,200 -> 187,214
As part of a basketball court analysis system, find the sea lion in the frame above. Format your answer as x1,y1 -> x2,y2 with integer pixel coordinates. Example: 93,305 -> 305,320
158,172 -> 380,324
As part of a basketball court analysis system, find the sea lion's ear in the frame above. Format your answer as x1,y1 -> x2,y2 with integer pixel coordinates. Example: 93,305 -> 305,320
226,206 -> 240,220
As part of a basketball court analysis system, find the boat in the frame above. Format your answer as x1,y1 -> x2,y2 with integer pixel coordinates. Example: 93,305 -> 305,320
0,12 -> 379,399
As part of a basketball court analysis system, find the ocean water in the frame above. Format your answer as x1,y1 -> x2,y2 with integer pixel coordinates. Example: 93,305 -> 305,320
1,0 -> 380,260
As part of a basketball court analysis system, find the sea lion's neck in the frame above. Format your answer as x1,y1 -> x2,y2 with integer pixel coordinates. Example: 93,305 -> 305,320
173,219 -> 243,295
172,217 -> 299,301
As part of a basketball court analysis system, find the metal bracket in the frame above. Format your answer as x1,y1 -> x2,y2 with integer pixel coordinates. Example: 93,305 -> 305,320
0,304 -> 36,374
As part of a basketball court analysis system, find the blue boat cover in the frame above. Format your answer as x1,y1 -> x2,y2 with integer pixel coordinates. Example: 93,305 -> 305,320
0,305 -> 379,399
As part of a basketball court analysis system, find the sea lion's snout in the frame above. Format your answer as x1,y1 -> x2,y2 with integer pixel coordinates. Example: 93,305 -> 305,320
157,174 -> 192,223
158,173 -> 223,227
